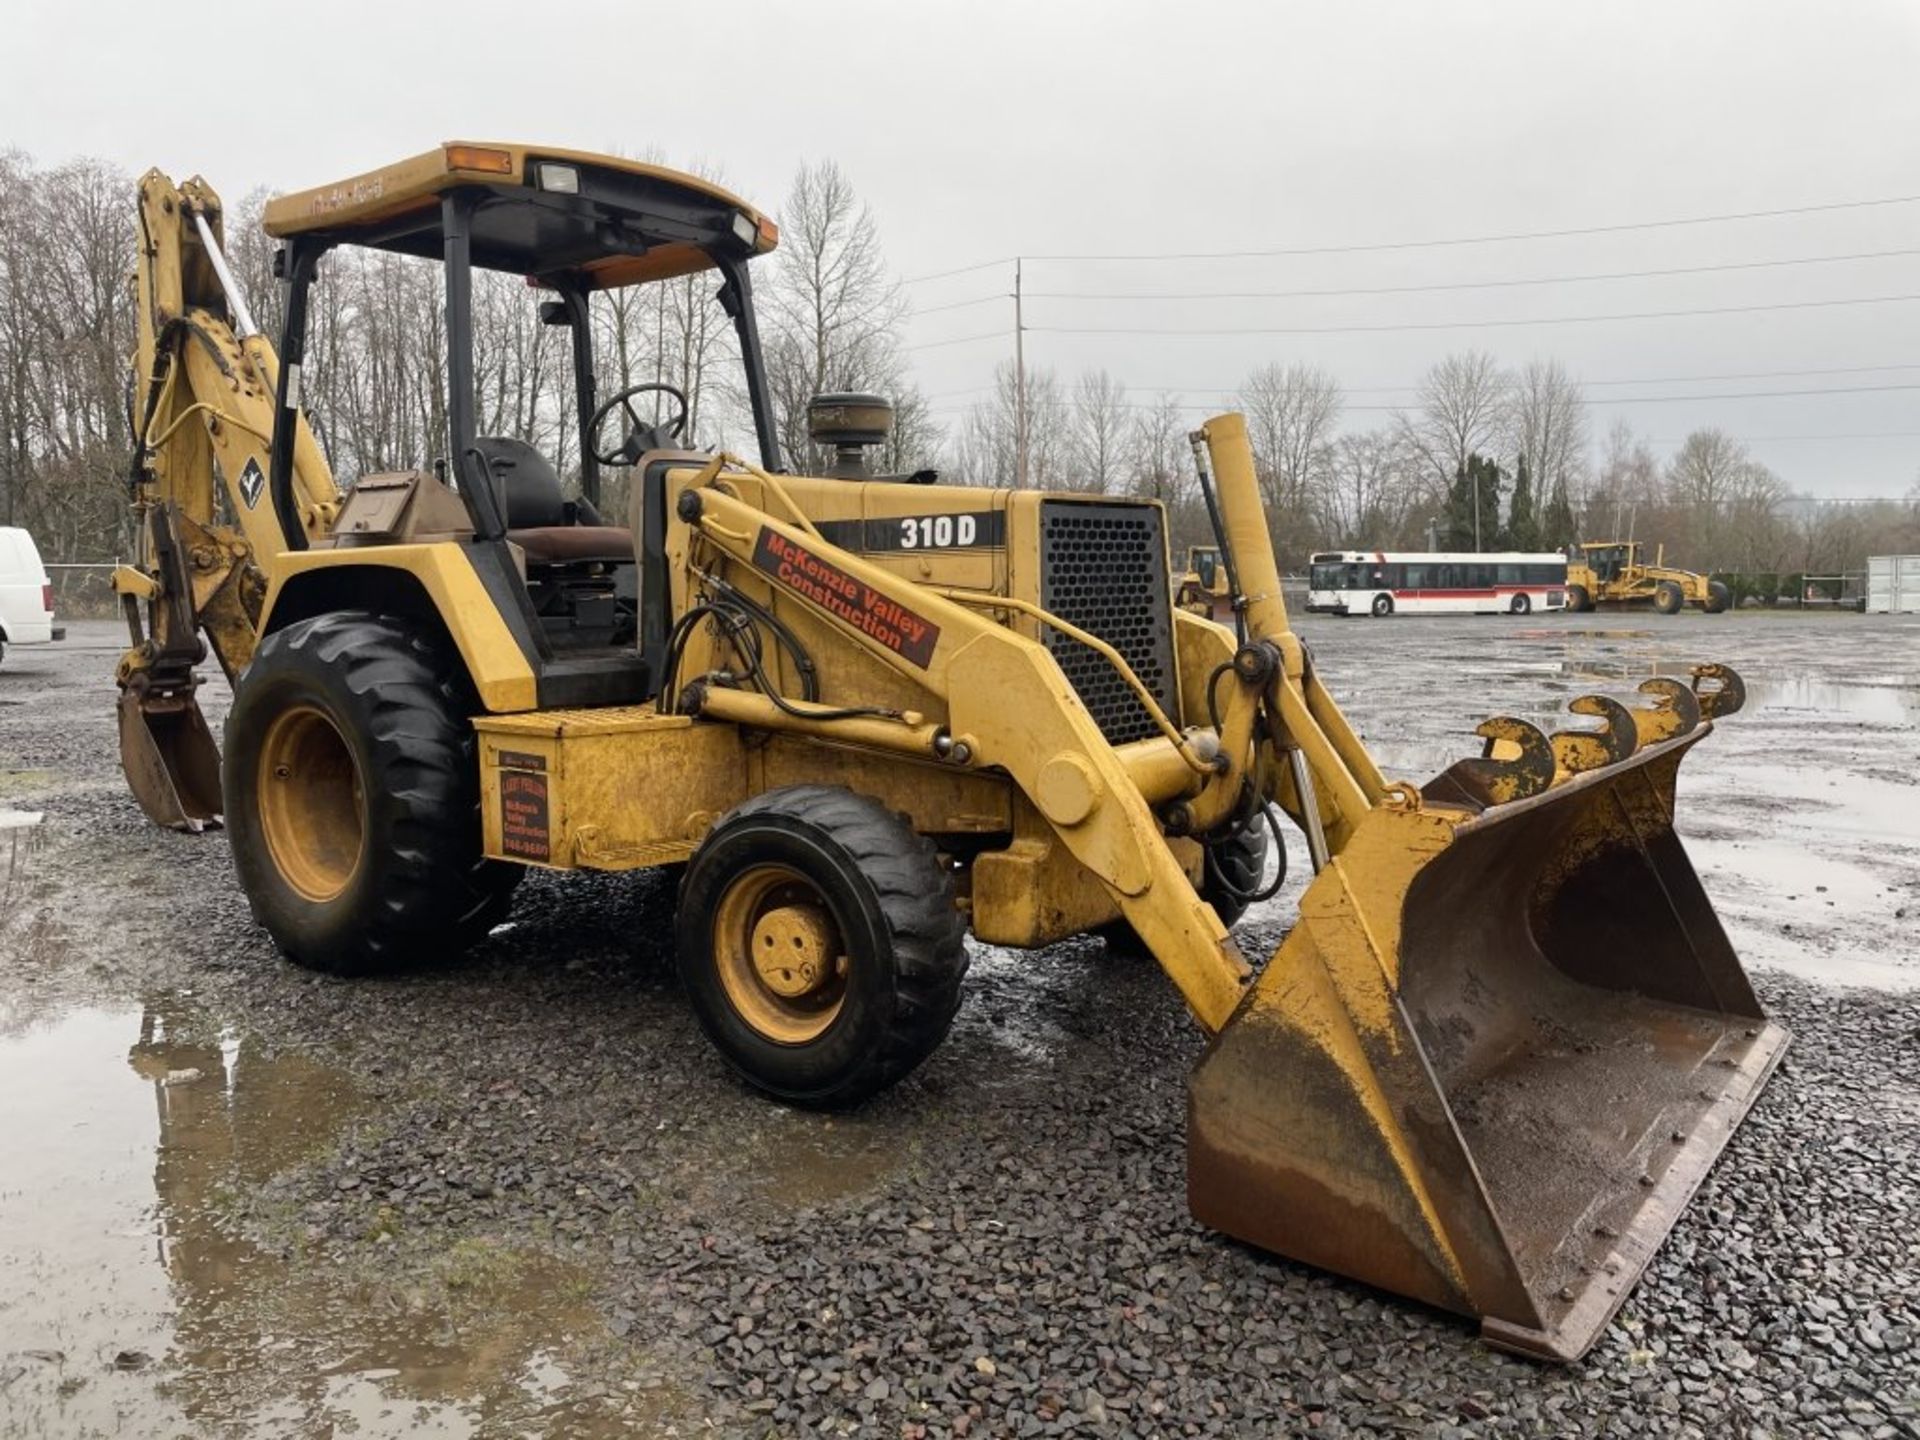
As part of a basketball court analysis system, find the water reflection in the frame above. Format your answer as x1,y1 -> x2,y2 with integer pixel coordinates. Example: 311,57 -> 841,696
0,1000 -> 610,1436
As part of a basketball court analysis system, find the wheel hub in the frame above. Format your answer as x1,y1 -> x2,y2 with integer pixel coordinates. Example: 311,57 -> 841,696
750,903 -> 839,997
711,865 -> 850,1044
256,704 -> 365,903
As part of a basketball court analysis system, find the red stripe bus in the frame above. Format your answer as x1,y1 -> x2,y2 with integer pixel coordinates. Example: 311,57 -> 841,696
1306,550 -> 1568,618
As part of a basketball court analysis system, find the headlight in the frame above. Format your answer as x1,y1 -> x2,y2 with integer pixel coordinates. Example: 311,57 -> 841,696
536,163 -> 580,195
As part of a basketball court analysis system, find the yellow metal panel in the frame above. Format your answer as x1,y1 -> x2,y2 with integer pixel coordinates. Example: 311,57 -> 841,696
262,544 -> 537,712
755,736 -> 1013,836
477,713 -> 748,871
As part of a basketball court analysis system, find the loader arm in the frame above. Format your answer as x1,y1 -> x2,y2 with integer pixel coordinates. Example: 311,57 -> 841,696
115,170 -> 341,830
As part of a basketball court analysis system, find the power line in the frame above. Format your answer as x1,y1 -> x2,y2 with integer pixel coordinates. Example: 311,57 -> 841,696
910,292 -> 1006,318
902,256 -> 1015,286
1022,248 -> 1920,303
1027,292 -> 1920,338
1021,193 -> 1920,264
1650,430 -> 1920,444
922,360 -> 1920,405
903,329 -> 1009,354
1581,383 -> 1920,404
925,384 -> 1920,418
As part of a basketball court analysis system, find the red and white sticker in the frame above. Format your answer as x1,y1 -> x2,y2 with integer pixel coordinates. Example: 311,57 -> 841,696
752,527 -> 941,668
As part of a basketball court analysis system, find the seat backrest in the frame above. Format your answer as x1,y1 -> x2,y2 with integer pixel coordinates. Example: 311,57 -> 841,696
474,436 -> 566,529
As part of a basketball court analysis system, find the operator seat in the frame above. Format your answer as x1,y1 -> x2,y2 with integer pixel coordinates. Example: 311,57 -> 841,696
474,436 -> 634,566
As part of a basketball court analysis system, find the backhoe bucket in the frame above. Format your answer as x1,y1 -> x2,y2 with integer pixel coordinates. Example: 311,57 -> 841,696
1188,728 -> 1787,1361
117,682 -> 223,832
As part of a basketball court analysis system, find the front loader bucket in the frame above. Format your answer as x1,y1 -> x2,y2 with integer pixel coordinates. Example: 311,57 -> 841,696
1188,728 -> 1787,1361
117,684 -> 223,832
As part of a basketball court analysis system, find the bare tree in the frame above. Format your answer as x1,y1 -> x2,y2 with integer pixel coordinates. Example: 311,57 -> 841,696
1318,428 -> 1418,546
880,384 -> 943,476
1124,392 -> 1190,507
1067,369 -> 1129,493
1397,350 -> 1509,503
761,160 -> 906,471
1665,428 -> 1750,518
1506,358 -> 1588,510
953,361 -> 1065,488
1587,420 -> 1662,538
1235,362 -> 1341,564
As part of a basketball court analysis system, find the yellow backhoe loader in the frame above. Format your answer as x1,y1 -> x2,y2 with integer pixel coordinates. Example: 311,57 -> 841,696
1174,543 -> 1233,623
120,143 -> 1786,1361
1567,541 -> 1730,615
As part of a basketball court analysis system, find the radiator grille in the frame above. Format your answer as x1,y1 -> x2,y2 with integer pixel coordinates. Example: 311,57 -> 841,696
1037,501 -> 1178,746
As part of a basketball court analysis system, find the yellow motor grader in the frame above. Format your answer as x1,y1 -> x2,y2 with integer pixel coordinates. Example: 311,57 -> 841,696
118,143 -> 1785,1361
1567,541 -> 1730,615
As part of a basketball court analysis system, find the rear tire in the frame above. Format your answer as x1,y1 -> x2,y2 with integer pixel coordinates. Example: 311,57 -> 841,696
1371,593 -> 1394,618
1653,580 -> 1685,615
223,612 -> 520,976
1705,580 -> 1730,614
1202,812 -> 1281,929
1567,583 -> 1591,613
1510,593 -> 1532,615
676,785 -> 968,1109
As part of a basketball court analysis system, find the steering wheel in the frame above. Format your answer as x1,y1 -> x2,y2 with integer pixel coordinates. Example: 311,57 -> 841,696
589,382 -> 689,466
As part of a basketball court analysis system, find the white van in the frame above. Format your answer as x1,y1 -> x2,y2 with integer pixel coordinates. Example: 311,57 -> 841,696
0,526 -> 65,667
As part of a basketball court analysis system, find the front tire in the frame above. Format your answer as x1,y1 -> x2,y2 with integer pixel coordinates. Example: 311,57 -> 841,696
677,786 -> 968,1108
223,612 -> 520,975
1370,593 -> 1394,618
1653,580 -> 1685,615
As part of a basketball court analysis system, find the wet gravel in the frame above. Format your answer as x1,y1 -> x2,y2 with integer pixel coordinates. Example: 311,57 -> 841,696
3,618 -> 1918,1437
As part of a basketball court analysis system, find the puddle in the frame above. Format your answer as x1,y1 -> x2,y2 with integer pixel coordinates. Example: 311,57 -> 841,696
0,1001 -> 607,1436
742,1112 -> 902,1209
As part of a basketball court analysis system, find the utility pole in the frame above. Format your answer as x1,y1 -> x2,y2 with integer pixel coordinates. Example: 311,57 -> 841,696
1013,257 -> 1028,488
1472,457 -> 1482,552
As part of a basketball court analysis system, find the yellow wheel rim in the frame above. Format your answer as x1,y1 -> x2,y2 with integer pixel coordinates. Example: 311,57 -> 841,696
711,864 -> 849,1044
257,704 -> 365,904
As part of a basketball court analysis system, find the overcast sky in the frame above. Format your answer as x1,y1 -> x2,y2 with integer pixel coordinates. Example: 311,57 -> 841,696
7,0 -> 1917,495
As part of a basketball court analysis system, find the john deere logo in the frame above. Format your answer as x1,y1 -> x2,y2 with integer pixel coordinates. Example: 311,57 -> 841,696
238,458 -> 266,510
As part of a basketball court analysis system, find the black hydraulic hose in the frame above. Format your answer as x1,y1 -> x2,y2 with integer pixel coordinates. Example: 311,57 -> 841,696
700,574 -> 821,702
1191,439 -> 1247,645
661,593 -> 895,723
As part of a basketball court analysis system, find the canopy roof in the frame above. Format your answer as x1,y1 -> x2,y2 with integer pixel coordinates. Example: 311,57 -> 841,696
261,142 -> 777,289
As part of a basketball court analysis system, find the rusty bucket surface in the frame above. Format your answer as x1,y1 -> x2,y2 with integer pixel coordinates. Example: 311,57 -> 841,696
1187,728 -> 1787,1361
118,681 -> 223,832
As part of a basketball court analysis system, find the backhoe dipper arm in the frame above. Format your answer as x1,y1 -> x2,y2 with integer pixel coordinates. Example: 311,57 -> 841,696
122,170 -> 339,679
115,170 -> 341,831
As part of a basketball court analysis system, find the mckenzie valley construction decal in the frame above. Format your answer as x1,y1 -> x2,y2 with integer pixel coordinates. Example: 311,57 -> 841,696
752,527 -> 941,668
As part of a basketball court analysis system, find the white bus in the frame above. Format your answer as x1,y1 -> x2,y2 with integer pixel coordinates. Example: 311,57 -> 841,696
1306,550 -> 1568,617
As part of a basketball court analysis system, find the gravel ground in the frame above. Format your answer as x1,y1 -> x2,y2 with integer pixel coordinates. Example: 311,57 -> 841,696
1,613 -> 1916,1438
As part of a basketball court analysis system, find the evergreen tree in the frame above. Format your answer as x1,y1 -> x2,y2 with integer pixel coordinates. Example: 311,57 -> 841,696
1443,453 -> 1504,550
1505,454 -> 1539,550
1541,475 -> 1576,550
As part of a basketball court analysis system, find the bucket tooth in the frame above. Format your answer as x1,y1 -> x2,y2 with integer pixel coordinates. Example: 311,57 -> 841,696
1549,694 -> 1638,776
1690,662 -> 1745,719
1421,717 -> 1554,812
1627,677 -> 1701,747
